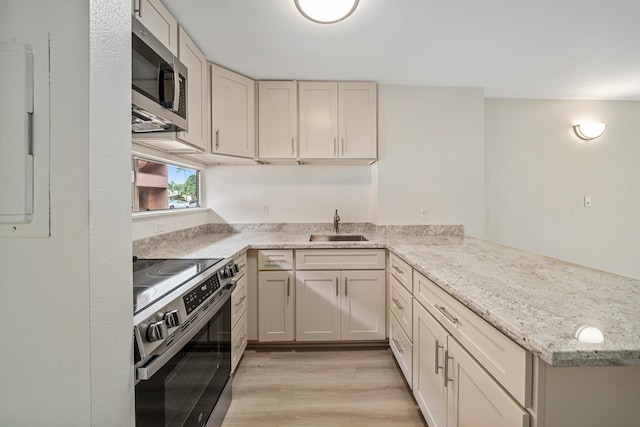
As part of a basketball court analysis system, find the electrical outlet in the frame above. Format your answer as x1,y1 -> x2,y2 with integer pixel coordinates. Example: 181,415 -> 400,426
584,196 -> 592,207
261,203 -> 269,215
153,222 -> 164,233
420,208 -> 428,219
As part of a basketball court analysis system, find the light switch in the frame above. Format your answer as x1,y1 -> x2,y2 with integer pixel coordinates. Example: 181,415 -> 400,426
584,196 -> 592,207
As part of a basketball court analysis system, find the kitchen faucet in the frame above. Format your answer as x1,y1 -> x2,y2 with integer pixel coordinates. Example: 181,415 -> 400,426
333,210 -> 340,234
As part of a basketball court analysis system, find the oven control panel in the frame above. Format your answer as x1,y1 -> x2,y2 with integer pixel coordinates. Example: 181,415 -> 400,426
183,273 -> 221,315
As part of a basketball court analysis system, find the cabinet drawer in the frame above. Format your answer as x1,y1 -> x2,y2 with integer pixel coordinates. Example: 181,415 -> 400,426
388,252 -> 412,292
231,273 -> 247,329
389,274 -> 412,339
389,314 -> 412,388
234,252 -> 248,278
231,312 -> 247,373
296,249 -> 385,270
258,250 -> 293,270
414,271 -> 530,407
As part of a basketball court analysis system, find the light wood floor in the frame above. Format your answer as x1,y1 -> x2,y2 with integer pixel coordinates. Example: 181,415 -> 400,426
222,348 -> 428,427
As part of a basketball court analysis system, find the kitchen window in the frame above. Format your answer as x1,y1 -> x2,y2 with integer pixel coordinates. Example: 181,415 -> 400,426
132,156 -> 200,212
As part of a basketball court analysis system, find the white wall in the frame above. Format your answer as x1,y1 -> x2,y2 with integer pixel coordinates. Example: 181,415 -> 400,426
89,1 -> 134,426
376,85 -> 486,237
0,1 -> 133,426
204,165 -> 373,224
485,99 -> 640,280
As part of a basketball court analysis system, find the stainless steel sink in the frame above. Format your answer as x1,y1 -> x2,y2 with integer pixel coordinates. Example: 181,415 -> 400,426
309,234 -> 368,242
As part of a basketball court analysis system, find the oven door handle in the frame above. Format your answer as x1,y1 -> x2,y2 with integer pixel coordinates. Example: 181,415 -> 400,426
136,284 -> 234,381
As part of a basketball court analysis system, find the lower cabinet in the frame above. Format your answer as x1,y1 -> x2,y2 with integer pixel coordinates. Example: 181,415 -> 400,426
231,254 -> 248,373
258,270 -> 295,342
296,270 -> 385,341
231,312 -> 247,373
413,300 -> 529,427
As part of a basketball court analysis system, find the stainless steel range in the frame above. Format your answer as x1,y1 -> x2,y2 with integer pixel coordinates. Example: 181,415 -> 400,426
133,257 -> 238,427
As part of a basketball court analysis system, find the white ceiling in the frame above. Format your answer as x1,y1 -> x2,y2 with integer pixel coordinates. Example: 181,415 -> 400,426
164,0 -> 640,100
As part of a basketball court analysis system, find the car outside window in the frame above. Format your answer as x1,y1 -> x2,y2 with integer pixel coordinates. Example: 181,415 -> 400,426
132,157 -> 199,212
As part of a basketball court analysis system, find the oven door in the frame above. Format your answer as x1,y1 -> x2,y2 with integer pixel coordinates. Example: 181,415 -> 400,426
135,293 -> 232,427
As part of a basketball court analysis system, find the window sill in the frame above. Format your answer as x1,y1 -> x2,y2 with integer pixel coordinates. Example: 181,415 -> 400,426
132,207 -> 209,220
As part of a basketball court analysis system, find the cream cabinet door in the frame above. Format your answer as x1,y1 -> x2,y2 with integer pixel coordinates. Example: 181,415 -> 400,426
295,270 -> 341,341
231,312 -> 247,373
413,300 -> 448,427
341,270 -> 386,340
298,81 -> 338,159
177,27 -> 208,152
258,271 -> 294,342
258,81 -> 297,159
446,337 -> 529,427
132,0 -> 178,55
211,64 -> 255,158
338,82 -> 377,159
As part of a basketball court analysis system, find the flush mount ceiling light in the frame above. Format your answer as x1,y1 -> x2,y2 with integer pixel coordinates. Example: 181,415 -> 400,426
573,122 -> 606,140
294,0 -> 360,24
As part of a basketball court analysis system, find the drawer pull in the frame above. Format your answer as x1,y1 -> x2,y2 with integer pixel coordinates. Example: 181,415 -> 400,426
392,338 -> 404,355
266,257 -> 286,264
392,265 -> 404,275
434,304 -> 458,324
287,277 -> 290,297
435,340 -> 444,374
444,349 -> 454,387
234,295 -> 246,307
392,298 -> 404,311
336,278 -> 339,297
234,334 -> 247,350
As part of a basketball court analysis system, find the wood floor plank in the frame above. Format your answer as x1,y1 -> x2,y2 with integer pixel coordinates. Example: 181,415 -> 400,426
222,349 -> 427,427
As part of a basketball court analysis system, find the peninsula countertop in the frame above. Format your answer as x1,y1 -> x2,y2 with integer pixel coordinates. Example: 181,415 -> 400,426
133,227 -> 640,368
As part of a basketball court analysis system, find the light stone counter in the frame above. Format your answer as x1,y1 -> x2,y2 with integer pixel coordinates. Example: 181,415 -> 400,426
133,224 -> 640,367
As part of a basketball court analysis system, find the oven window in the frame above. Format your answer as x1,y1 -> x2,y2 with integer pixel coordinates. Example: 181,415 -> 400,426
136,299 -> 231,427
132,156 -> 200,212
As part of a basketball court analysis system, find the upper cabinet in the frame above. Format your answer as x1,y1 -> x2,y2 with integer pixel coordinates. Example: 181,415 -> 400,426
299,81 -> 377,162
176,26 -> 208,152
132,0 -> 178,55
258,81 -> 298,160
210,64 -> 256,159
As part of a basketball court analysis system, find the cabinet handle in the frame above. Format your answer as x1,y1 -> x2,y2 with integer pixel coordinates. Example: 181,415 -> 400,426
235,334 -> 247,351
434,340 -> 444,374
392,338 -> 404,355
291,137 -> 295,156
341,137 -> 345,156
134,0 -> 142,17
333,137 -> 337,156
434,304 -> 458,325
344,277 -> 348,297
287,277 -> 290,297
392,265 -> 404,275
335,278 -> 339,297
215,129 -> 220,149
444,349 -> 454,387
234,295 -> 246,308
391,298 -> 403,311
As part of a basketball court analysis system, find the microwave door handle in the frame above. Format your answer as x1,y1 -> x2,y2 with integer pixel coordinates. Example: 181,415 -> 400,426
158,64 -> 175,109
174,65 -> 180,114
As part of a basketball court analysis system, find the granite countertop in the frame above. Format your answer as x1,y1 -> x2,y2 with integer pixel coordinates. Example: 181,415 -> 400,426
133,224 -> 640,368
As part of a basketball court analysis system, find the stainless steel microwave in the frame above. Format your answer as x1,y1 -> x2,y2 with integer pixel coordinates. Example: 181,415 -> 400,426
132,16 -> 188,133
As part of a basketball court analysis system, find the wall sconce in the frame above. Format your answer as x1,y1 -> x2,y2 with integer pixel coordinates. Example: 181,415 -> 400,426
294,0 -> 359,24
573,122 -> 606,140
